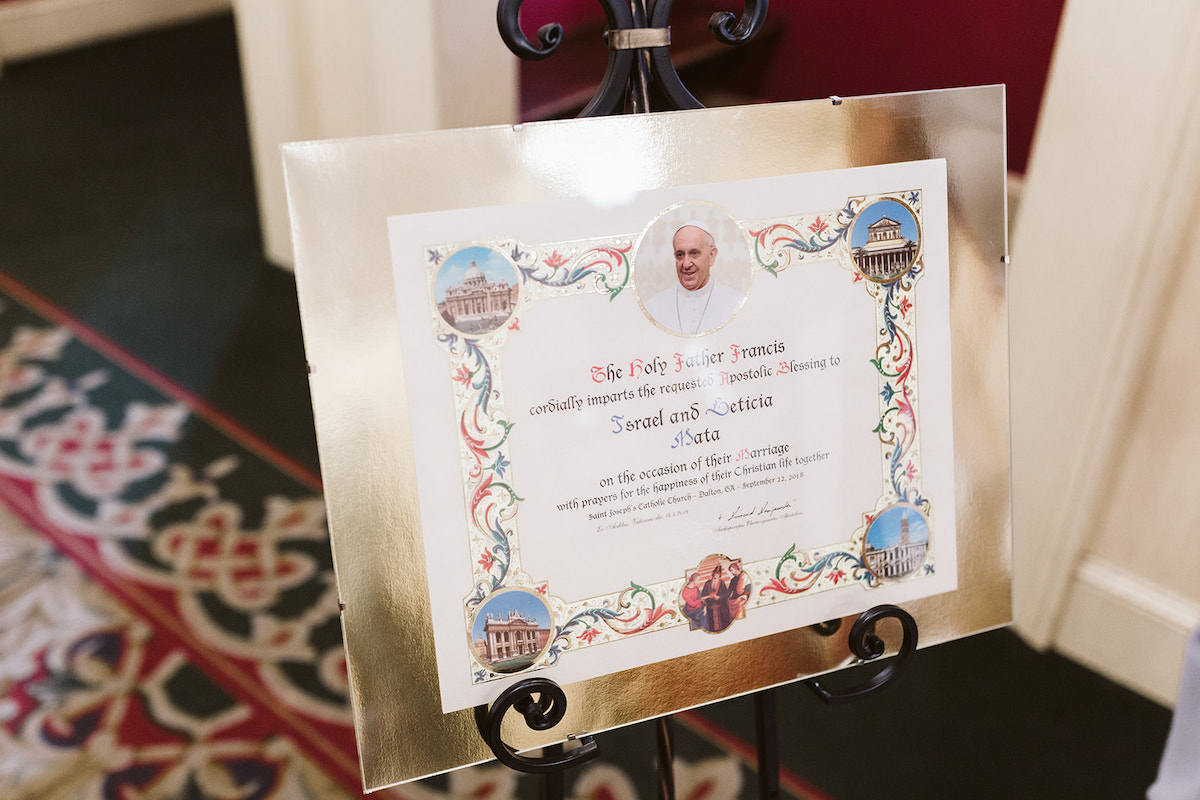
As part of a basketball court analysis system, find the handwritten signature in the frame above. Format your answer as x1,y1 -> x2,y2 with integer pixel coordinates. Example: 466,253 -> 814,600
722,499 -> 798,521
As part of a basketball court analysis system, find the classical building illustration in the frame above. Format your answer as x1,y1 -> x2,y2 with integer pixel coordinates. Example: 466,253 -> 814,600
865,510 -> 929,579
852,215 -> 918,279
474,609 -> 551,666
437,261 -> 518,334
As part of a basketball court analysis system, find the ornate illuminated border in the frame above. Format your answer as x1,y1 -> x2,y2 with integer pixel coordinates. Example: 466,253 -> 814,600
422,191 -> 932,685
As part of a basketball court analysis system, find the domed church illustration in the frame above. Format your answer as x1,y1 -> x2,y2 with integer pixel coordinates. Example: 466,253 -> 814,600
437,260 -> 518,335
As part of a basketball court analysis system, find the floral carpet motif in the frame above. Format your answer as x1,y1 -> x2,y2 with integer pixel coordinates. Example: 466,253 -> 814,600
0,276 -> 778,800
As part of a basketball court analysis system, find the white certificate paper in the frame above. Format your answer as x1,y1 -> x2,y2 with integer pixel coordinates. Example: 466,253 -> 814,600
389,160 -> 957,712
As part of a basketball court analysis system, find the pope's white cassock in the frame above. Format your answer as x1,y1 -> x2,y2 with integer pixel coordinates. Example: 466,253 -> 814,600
644,280 -> 742,335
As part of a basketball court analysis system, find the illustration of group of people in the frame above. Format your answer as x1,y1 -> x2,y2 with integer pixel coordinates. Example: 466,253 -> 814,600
680,559 -> 751,633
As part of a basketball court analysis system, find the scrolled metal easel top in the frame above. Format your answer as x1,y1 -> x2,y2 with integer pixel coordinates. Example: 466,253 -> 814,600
497,0 -> 770,116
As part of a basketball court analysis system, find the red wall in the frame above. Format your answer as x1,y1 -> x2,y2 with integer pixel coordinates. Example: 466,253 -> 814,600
518,0 -> 1064,173
748,0 -> 1065,173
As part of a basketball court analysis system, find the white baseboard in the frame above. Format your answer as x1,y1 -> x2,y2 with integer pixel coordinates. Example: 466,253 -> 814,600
1051,557 -> 1200,707
0,0 -> 230,63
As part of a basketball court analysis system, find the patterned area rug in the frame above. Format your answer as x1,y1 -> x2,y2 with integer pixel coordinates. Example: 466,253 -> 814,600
0,272 -> 795,800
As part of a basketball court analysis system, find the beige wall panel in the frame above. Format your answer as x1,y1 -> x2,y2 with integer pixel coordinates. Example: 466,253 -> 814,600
231,0 -> 517,269
1010,0 -> 1200,704
432,0 -> 519,130
1010,0 -> 1200,645
0,0 -> 229,62
1089,190 -> 1200,605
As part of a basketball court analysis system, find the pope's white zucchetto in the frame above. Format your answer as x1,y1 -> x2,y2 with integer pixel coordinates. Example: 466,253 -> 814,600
674,220 -> 715,241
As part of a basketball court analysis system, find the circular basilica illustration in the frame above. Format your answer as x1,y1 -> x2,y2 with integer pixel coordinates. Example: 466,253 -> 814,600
849,199 -> 921,283
470,589 -> 553,674
864,504 -> 931,580
435,246 -> 519,336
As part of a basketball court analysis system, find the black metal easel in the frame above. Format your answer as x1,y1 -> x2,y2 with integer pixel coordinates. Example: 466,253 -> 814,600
476,4 -> 922,798
497,0 -> 769,116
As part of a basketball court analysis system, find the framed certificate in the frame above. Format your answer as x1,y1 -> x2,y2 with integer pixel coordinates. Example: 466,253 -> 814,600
283,87 -> 1011,791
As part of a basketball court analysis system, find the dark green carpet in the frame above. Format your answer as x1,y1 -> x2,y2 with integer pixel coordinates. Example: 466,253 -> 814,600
0,15 -> 316,476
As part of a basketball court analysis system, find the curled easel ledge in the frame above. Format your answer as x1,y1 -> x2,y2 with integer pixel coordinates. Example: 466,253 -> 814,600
473,678 -> 599,774
804,604 -> 921,705
472,604 -> 921,796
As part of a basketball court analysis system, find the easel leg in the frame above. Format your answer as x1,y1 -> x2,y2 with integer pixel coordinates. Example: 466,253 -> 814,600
656,716 -> 676,800
754,689 -> 780,800
540,743 -> 564,800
